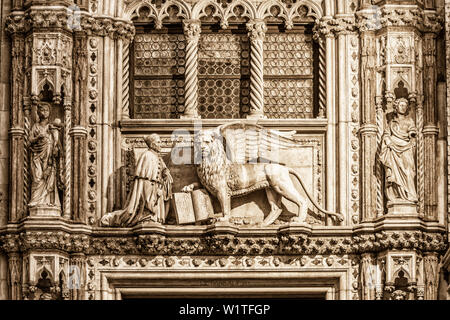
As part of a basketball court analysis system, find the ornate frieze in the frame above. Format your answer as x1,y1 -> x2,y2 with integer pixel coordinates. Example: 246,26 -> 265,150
356,7 -> 443,33
5,9 -> 135,41
86,37 -> 99,224
0,229 -> 446,256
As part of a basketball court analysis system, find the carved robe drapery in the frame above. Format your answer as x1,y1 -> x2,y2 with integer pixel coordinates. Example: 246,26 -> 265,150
29,120 -> 62,208
380,115 -> 418,203
101,149 -> 173,227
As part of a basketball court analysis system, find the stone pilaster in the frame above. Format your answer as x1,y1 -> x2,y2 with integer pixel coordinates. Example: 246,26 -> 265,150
246,19 -> 267,119
181,19 -> 201,119
423,33 -> 438,221
8,252 -> 21,300
8,33 -> 25,222
69,253 -> 86,300
359,31 -> 377,222
71,31 -> 88,223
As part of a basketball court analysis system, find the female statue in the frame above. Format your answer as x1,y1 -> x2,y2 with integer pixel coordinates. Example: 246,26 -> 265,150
380,98 -> 418,203
29,102 -> 62,208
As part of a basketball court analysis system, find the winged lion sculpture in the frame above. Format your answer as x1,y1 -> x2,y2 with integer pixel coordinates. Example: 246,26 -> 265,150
182,122 -> 344,226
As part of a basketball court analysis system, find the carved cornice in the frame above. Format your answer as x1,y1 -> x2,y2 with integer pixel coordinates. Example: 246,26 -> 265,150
5,9 -> 135,40
316,16 -> 357,38
0,228 -> 446,256
356,7 -> 443,33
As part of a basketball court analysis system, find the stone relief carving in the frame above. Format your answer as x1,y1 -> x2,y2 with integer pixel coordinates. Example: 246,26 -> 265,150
101,134 -> 173,226
380,98 -> 418,206
28,103 -> 63,213
182,122 -> 343,225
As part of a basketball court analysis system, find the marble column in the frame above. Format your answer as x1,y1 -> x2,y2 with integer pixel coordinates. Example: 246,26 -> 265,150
182,19 -> 201,119
246,19 -> 267,119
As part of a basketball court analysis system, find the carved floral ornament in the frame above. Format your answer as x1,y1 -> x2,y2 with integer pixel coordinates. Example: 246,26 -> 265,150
0,230 -> 446,256
355,7 -> 443,33
126,0 -> 322,30
5,9 -> 135,40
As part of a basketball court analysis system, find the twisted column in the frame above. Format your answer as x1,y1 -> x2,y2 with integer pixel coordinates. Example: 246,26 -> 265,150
23,99 -> 31,210
182,19 -> 201,118
122,40 -> 130,119
375,96 -> 384,217
317,38 -> 326,118
63,102 -> 71,219
246,19 -> 267,119
416,95 -> 424,217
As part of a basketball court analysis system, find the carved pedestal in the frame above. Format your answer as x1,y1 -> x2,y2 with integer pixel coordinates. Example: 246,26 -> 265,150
387,201 -> 418,215
28,206 -> 61,217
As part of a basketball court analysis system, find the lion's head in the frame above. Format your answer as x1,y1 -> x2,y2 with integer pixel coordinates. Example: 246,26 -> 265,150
194,130 -> 228,171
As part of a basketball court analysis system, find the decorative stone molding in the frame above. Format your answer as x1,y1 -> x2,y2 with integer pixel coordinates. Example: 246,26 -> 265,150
356,7 -> 443,33
125,0 -> 322,31
0,229 -> 446,256
5,10 -> 135,41
86,37 -> 99,224
316,16 -> 357,37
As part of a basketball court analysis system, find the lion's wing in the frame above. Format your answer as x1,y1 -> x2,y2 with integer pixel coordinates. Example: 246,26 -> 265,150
217,122 -> 299,164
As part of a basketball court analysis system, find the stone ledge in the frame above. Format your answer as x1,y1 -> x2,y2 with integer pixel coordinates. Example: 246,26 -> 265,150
119,118 -> 329,133
0,219 -> 446,256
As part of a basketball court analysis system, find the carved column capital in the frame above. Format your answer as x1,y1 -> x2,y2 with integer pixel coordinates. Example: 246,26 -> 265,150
182,19 -> 201,42
246,19 -> 267,42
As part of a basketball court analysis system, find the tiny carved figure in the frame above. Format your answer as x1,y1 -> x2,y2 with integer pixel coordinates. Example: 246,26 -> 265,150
380,98 -> 418,203
29,102 -> 62,208
182,122 -> 344,225
101,134 -> 173,227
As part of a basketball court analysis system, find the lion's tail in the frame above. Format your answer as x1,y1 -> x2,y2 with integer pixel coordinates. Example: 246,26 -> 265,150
288,168 -> 343,220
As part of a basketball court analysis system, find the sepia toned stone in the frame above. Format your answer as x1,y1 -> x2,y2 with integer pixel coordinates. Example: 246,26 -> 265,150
0,0 -> 449,302
172,192 -> 196,225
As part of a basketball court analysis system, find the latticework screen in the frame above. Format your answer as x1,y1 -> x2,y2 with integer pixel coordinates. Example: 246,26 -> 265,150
198,33 -> 250,118
132,33 -> 185,119
130,26 -> 316,119
263,32 -> 315,119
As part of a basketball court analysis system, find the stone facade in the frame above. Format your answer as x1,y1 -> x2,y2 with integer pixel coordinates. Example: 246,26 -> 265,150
0,0 -> 449,300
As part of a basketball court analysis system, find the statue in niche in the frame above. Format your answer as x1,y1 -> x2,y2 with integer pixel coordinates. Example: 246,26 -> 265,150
29,102 -> 63,208
380,98 -> 418,203
182,122 -> 344,225
101,134 -> 173,227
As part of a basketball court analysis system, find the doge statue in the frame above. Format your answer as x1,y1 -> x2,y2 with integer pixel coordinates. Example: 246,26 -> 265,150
101,134 -> 173,227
